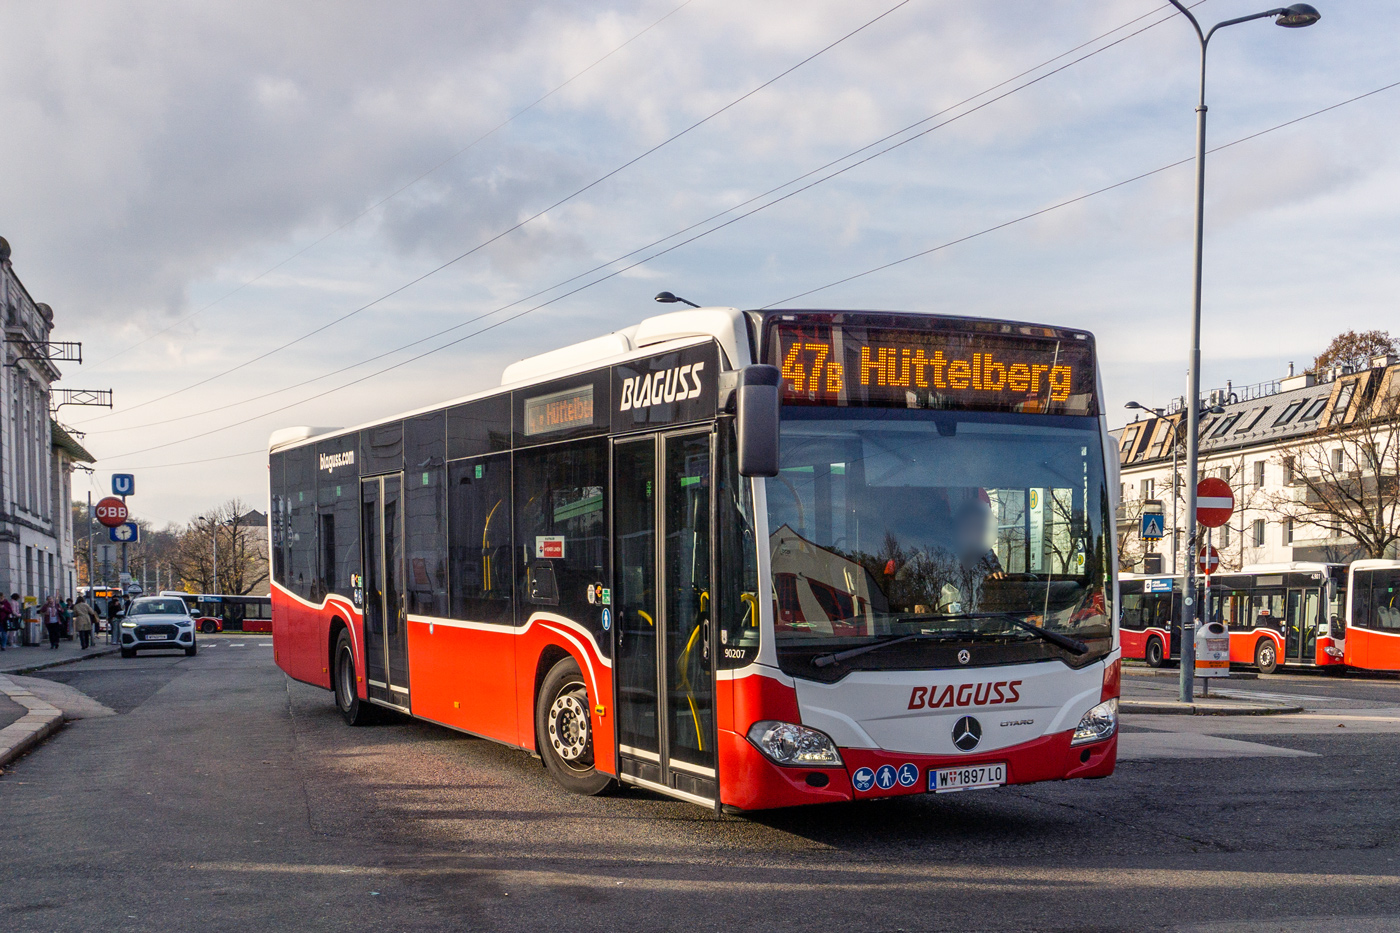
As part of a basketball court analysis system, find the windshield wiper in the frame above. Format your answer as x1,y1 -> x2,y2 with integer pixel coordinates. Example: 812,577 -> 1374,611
811,631 -> 980,668
901,612 -> 1089,656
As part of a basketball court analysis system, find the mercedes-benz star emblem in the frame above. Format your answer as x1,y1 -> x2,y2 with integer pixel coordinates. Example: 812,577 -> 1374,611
952,716 -> 982,752
957,649 -> 971,665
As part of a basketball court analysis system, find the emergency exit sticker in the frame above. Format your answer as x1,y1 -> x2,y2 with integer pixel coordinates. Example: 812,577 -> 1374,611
536,536 -> 565,559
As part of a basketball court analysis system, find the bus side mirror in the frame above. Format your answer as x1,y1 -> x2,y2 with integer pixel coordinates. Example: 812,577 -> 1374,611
737,365 -> 781,478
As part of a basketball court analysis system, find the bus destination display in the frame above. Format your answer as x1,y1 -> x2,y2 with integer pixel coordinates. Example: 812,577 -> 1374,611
523,385 -> 595,436
767,321 -> 1097,416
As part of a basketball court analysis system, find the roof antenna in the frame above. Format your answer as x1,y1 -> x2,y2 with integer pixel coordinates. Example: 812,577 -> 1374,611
654,291 -> 699,309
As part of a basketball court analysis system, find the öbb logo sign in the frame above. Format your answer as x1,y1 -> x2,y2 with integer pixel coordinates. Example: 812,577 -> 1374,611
907,680 -> 1022,710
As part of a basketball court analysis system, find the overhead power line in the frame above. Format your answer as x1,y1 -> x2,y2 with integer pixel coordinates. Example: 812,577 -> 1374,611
78,0 -> 918,423
89,2 -> 1190,437
113,77 -> 1400,468
82,0 -> 700,372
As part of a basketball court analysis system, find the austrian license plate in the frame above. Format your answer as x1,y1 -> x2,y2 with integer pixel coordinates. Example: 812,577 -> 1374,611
930,762 -> 1006,793
146,634 -> 168,640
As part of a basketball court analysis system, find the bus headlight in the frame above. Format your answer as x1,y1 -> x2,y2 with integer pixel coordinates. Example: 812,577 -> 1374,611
1071,699 -> 1117,745
746,721 -> 843,767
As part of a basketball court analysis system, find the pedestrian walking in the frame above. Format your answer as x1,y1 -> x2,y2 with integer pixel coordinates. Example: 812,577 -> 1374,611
0,592 -> 11,651
73,597 -> 98,650
43,596 -> 62,649
61,598 -> 75,640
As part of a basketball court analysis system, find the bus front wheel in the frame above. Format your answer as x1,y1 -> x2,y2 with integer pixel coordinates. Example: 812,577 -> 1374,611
333,629 -> 377,726
1255,639 -> 1280,675
536,657 -> 613,796
1145,637 -> 1165,668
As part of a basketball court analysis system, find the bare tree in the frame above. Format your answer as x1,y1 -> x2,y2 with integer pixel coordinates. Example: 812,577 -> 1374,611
1268,390 -> 1400,560
1312,330 -> 1397,374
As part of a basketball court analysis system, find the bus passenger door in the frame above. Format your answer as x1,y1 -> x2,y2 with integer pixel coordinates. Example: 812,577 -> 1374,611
362,475 -> 410,711
612,431 -> 717,804
1285,589 -> 1305,663
1299,588 -> 1321,663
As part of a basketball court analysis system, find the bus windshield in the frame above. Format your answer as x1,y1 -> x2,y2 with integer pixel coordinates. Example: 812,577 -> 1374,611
766,407 -> 1112,677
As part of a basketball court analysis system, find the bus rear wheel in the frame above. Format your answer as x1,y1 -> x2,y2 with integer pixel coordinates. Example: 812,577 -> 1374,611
1145,637 -> 1165,668
333,629 -> 376,726
536,657 -> 613,796
200,619 -> 219,634
1255,639 -> 1280,675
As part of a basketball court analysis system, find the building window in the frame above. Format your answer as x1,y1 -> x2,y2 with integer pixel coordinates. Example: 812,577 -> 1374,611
1218,466 -> 1231,482
1253,461 -> 1265,487
1252,520 -> 1266,547
1283,456 -> 1295,484
1139,478 -> 1154,500
1284,519 -> 1294,545
1221,523 -> 1231,547
1331,448 -> 1345,473
1332,382 -> 1356,420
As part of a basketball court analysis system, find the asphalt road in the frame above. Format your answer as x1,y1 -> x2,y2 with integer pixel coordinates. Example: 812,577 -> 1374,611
5,642 -> 1400,932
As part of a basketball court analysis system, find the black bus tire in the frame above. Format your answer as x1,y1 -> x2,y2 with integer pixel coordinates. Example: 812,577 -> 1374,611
1255,639 -> 1280,675
536,657 -> 613,796
1145,637 -> 1165,668
201,619 -> 218,634
334,629 -> 377,726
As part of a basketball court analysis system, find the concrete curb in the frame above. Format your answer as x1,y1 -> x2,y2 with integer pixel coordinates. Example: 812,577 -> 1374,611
4,645 -> 120,676
1121,699 -> 1304,716
0,673 -> 64,769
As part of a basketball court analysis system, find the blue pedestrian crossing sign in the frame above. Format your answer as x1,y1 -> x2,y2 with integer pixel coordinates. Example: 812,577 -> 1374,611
112,474 -> 135,497
1140,513 -> 1165,541
109,522 -> 139,543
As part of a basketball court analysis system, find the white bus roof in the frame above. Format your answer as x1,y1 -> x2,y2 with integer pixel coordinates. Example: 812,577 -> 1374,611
269,306 -> 749,454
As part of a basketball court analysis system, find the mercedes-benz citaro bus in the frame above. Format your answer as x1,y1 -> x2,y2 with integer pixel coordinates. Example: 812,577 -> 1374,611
267,308 -> 1120,812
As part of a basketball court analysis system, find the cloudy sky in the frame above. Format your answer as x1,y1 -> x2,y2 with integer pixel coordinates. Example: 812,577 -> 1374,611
1,0 -> 1396,526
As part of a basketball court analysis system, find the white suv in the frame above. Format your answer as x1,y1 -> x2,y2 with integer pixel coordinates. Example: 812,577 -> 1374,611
120,597 -> 198,658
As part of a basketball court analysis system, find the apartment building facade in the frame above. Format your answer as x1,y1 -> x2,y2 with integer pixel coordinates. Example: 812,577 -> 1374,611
1115,354 -> 1400,574
0,236 -> 95,604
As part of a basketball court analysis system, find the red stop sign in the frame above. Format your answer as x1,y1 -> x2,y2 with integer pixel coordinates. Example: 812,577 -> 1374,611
1198,545 -> 1220,576
1196,477 -> 1234,528
95,496 -> 129,528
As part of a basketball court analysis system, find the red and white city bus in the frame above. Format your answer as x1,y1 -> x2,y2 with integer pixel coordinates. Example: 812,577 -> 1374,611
1207,563 -> 1347,673
1118,573 -> 1184,668
268,307 -> 1120,811
1344,560 -> 1400,670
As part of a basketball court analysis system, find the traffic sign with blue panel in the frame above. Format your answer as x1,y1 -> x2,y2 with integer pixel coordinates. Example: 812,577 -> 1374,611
112,474 -> 135,497
1140,513 -> 1165,540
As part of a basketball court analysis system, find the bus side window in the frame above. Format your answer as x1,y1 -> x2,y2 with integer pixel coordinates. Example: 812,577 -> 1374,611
1120,594 -> 1143,631
448,453 -> 513,627
512,439 -> 609,636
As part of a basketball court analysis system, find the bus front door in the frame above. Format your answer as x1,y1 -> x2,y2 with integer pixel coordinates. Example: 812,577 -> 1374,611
613,431 -> 717,804
362,475 -> 410,711
1289,587 -> 1322,664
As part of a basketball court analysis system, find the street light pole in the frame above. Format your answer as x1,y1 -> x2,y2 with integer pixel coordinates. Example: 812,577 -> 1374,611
1165,1 -> 1319,704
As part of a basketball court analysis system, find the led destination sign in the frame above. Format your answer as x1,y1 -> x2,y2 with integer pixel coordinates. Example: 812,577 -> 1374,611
523,385 -> 595,436
767,319 -> 1097,416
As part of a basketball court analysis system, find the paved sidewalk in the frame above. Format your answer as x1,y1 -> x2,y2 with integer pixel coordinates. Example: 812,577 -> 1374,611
0,634 -> 119,675
0,673 -> 64,769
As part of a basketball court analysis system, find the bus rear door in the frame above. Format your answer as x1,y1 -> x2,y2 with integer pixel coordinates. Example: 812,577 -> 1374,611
612,430 -> 717,805
362,474 -> 410,711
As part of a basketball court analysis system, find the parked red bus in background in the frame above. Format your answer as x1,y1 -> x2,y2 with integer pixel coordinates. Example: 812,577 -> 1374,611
1344,560 -> 1400,670
1118,574 -> 1183,668
269,307 -> 1121,811
161,592 -> 273,634
1207,563 -> 1346,673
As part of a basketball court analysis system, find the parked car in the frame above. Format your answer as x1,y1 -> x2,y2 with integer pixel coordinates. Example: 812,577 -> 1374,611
119,597 -> 198,658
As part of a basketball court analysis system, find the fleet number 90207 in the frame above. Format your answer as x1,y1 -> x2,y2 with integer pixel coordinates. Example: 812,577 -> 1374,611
931,762 -> 1007,793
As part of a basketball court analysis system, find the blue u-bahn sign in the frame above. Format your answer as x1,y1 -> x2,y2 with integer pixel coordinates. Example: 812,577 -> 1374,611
112,473 -> 135,497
